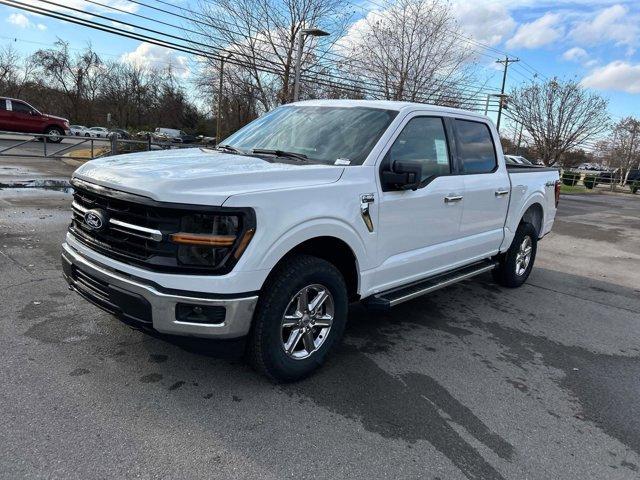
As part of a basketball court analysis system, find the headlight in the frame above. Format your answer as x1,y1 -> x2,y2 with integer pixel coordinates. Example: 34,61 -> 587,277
170,212 -> 255,268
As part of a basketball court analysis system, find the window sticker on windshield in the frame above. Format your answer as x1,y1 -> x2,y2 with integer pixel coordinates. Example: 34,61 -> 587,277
335,158 -> 351,165
434,139 -> 448,164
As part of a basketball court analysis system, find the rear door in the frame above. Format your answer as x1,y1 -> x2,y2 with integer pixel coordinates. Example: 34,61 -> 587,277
453,118 -> 510,261
374,113 -> 466,291
0,99 -> 11,130
9,100 -> 39,133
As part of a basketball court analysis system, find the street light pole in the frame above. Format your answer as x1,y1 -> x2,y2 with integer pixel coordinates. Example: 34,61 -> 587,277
216,52 -> 233,145
293,28 -> 330,102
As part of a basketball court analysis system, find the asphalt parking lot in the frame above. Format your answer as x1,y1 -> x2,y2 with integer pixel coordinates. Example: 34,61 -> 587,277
1,164 -> 639,479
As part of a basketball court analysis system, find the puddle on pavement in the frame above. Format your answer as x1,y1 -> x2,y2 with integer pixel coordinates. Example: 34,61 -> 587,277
0,179 -> 73,194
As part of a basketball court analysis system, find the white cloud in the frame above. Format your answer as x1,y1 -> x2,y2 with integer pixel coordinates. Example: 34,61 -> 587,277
7,13 -> 31,28
506,12 -> 564,49
121,43 -> 190,78
562,47 -> 588,62
453,2 -> 517,47
7,12 -> 46,30
570,5 -> 639,48
581,60 -> 640,93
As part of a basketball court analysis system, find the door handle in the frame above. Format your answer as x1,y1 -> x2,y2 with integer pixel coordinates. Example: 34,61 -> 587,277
495,190 -> 509,196
444,195 -> 463,203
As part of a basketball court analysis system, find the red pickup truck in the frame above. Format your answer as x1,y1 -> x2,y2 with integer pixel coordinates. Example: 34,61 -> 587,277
0,97 -> 70,143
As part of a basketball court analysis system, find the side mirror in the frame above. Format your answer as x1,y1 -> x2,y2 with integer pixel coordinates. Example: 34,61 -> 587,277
381,159 -> 422,191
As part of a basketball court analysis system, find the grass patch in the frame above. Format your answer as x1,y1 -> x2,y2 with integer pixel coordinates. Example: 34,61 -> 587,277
560,184 -> 599,195
64,146 -> 110,160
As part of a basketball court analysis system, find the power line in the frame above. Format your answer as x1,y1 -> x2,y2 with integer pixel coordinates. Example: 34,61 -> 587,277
18,0 -> 501,106
1,0 -> 503,107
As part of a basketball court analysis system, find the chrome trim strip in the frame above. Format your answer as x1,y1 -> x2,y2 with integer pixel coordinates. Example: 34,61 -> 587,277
72,201 -> 162,241
109,218 -> 163,241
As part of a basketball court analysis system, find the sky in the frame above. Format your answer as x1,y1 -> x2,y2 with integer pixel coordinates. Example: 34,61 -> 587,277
1,0 -> 639,135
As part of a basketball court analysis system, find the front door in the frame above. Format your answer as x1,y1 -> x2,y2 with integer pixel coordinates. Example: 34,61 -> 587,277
374,114 -> 466,292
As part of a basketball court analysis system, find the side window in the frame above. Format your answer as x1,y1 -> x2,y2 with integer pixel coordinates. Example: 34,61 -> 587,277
0,99 -> 6,110
388,117 -> 450,181
455,119 -> 497,174
12,101 -> 32,114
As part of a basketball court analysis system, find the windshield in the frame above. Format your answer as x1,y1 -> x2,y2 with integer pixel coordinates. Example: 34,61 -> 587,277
222,106 -> 398,165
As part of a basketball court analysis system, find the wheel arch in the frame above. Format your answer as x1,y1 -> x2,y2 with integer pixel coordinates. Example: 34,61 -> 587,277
43,124 -> 64,133
521,202 -> 544,237
261,235 -> 361,301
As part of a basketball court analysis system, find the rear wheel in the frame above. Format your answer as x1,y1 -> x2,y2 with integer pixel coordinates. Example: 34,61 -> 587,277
248,254 -> 348,382
44,126 -> 63,143
492,222 -> 537,288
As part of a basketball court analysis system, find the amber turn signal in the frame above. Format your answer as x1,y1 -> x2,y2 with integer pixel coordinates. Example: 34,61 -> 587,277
234,228 -> 255,259
169,233 -> 236,246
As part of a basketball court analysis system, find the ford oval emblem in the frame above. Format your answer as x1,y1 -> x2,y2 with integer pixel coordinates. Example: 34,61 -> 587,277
84,209 -> 108,231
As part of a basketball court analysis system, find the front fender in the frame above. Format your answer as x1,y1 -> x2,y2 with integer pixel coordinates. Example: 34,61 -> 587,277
255,217 -> 368,275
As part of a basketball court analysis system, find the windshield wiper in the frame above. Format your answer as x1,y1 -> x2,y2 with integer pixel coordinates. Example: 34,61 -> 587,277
251,148 -> 308,162
215,144 -> 242,154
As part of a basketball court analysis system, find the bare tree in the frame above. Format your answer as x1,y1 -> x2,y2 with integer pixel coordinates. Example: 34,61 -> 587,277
607,117 -> 640,183
0,44 -> 35,97
508,78 -> 610,166
192,0 -> 350,111
338,0 -> 477,105
31,40 -> 102,123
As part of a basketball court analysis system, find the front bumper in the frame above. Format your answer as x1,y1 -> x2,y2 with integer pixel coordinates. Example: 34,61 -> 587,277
61,243 -> 258,339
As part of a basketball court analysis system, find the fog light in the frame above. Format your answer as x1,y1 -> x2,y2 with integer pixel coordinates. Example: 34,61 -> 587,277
175,304 -> 226,324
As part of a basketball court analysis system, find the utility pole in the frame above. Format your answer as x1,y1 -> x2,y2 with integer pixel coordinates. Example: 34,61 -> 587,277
216,53 -> 233,145
515,122 -> 524,155
496,56 -> 519,132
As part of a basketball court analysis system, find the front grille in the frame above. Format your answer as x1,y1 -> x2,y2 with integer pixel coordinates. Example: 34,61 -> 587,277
68,179 -> 255,274
70,184 -> 181,269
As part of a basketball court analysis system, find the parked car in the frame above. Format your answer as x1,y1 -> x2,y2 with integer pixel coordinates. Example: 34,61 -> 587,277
153,127 -> 181,142
88,127 -> 110,138
153,127 -> 196,144
197,135 -> 216,145
70,125 -> 90,137
505,154 -> 534,166
0,97 -> 70,143
136,131 -> 152,140
109,128 -> 131,140
178,132 -> 197,144
62,100 -> 560,381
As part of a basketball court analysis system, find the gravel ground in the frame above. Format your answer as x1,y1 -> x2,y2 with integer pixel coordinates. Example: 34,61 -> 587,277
1,182 -> 639,480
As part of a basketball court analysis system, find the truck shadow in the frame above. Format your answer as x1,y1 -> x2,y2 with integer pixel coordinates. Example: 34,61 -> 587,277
132,267 -> 640,477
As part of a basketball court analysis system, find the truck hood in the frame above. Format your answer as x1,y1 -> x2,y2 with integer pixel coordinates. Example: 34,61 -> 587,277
72,148 -> 344,206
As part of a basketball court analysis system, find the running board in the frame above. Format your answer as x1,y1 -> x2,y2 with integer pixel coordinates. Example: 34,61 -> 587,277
365,260 -> 497,311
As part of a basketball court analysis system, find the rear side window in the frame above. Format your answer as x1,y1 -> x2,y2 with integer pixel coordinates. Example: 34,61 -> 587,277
12,101 -> 32,114
455,119 -> 497,174
388,117 -> 450,181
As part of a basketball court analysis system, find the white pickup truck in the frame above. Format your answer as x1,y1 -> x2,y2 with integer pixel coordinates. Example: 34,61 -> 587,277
62,100 -> 560,381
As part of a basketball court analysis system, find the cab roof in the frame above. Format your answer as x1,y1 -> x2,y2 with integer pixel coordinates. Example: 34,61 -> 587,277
292,99 -> 489,120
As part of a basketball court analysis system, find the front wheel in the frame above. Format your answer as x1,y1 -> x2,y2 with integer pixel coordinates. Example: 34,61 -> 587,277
492,222 -> 538,288
44,126 -> 64,143
248,254 -> 348,382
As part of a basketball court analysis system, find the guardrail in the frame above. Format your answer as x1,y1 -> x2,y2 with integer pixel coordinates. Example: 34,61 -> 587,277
0,130 -> 212,160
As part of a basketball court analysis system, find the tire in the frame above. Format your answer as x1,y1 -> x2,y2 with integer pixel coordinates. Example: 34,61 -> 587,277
84,133 -> 90,137
492,222 -> 538,288
248,254 -> 348,382
44,126 -> 63,143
